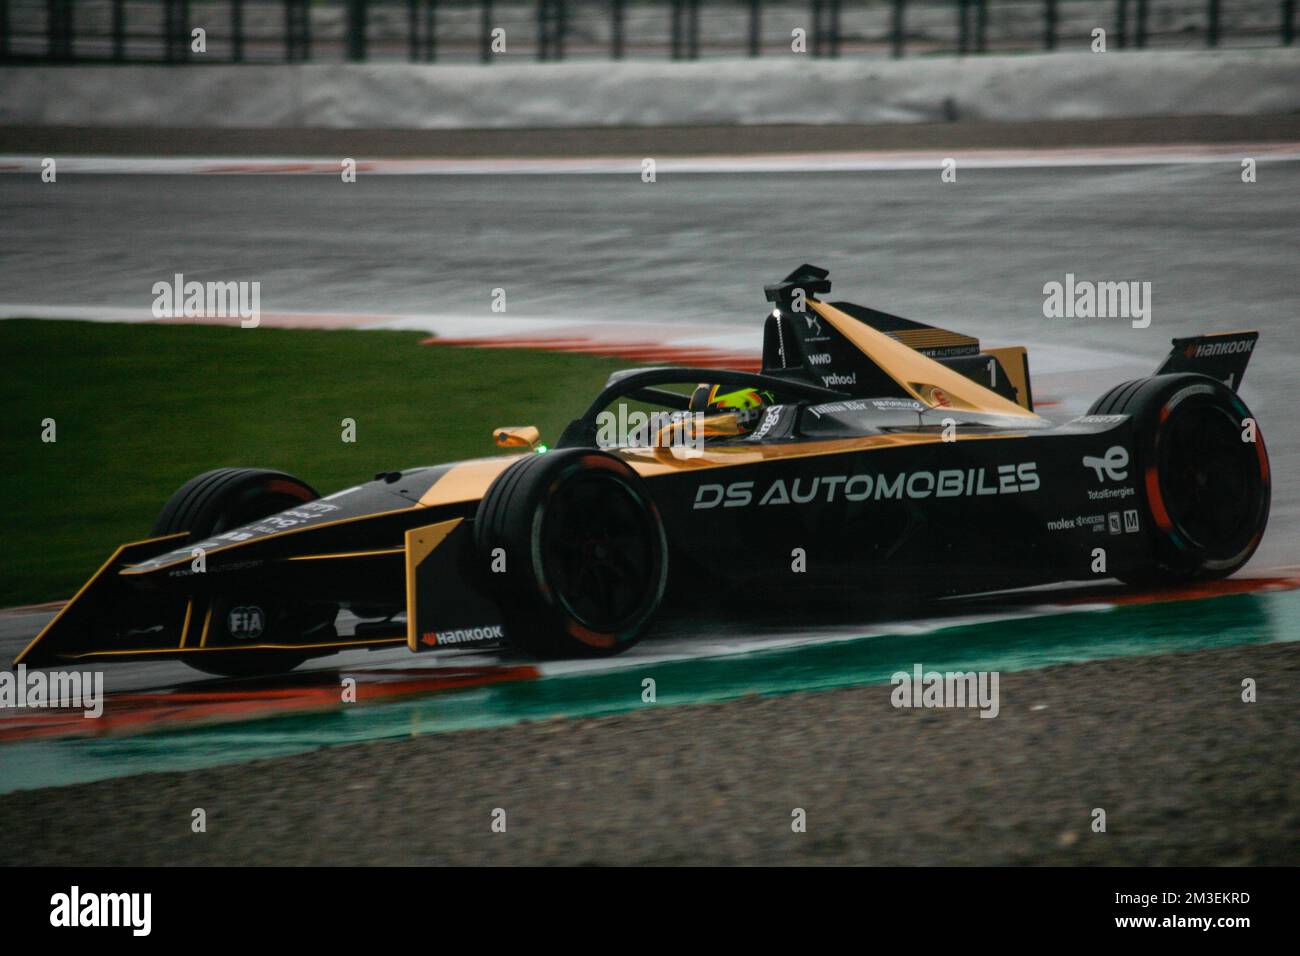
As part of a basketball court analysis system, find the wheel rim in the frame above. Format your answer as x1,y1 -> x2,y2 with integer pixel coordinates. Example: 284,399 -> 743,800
538,470 -> 661,634
1158,402 -> 1262,558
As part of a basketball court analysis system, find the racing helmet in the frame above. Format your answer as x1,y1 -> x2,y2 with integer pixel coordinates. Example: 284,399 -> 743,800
688,384 -> 775,430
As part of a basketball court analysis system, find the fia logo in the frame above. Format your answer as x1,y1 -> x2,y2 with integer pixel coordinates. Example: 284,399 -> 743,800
228,605 -> 266,640
1083,446 -> 1129,482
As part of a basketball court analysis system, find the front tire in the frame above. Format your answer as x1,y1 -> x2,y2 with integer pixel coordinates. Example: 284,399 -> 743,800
1089,374 -> 1270,584
153,467 -> 331,677
152,467 -> 320,541
475,449 -> 669,657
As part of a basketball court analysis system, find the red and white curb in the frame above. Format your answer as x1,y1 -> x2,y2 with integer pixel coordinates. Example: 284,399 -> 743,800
0,303 -> 762,366
0,303 -> 1152,410
418,331 -> 760,371
0,301 -> 1139,401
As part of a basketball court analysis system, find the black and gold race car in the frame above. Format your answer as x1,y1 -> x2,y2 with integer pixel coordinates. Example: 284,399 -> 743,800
17,265 -> 1270,675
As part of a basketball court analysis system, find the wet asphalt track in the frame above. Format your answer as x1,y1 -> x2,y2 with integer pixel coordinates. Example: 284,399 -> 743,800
6,640 -> 1298,866
1,162 -> 1297,333
1,160 -> 1298,694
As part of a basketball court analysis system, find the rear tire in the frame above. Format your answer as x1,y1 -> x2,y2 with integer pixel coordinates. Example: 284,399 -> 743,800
475,449 -> 669,657
153,468 -> 330,677
1088,374 -> 1270,584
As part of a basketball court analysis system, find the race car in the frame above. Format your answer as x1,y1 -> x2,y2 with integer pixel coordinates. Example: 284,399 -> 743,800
16,265 -> 1270,676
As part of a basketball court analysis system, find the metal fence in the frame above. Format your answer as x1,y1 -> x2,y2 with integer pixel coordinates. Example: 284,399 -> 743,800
1,0 -> 1293,63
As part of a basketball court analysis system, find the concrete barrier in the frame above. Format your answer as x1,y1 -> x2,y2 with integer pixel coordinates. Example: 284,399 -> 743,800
2,49 -> 1297,129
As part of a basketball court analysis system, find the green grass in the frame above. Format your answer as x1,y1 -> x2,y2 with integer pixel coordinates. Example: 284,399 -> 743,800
0,320 -> 635,606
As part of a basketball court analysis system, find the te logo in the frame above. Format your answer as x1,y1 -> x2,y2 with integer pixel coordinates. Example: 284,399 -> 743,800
227,605 -> 266,640
1082,445 -> 1129,482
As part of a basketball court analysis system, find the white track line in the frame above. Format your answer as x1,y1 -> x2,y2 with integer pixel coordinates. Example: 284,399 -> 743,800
2,143 -> 1299,175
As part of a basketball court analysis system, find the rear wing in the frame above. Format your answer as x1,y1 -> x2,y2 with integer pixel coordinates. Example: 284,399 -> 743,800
1154,331 -> 1258,391
761,264 -> 1036,413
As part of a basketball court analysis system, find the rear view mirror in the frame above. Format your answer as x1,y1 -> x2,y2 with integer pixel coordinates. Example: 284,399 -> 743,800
493,425 -> 541,450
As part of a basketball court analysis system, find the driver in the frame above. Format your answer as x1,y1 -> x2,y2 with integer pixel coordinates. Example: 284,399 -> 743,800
688,384 -> 775,435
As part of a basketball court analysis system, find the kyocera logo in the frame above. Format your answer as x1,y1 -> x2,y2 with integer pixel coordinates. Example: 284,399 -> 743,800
693,463 -> 1040,509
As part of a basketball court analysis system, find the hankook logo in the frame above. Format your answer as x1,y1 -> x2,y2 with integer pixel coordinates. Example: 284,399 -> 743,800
1186,338 -> 1254,359
424,625 -> 505,646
